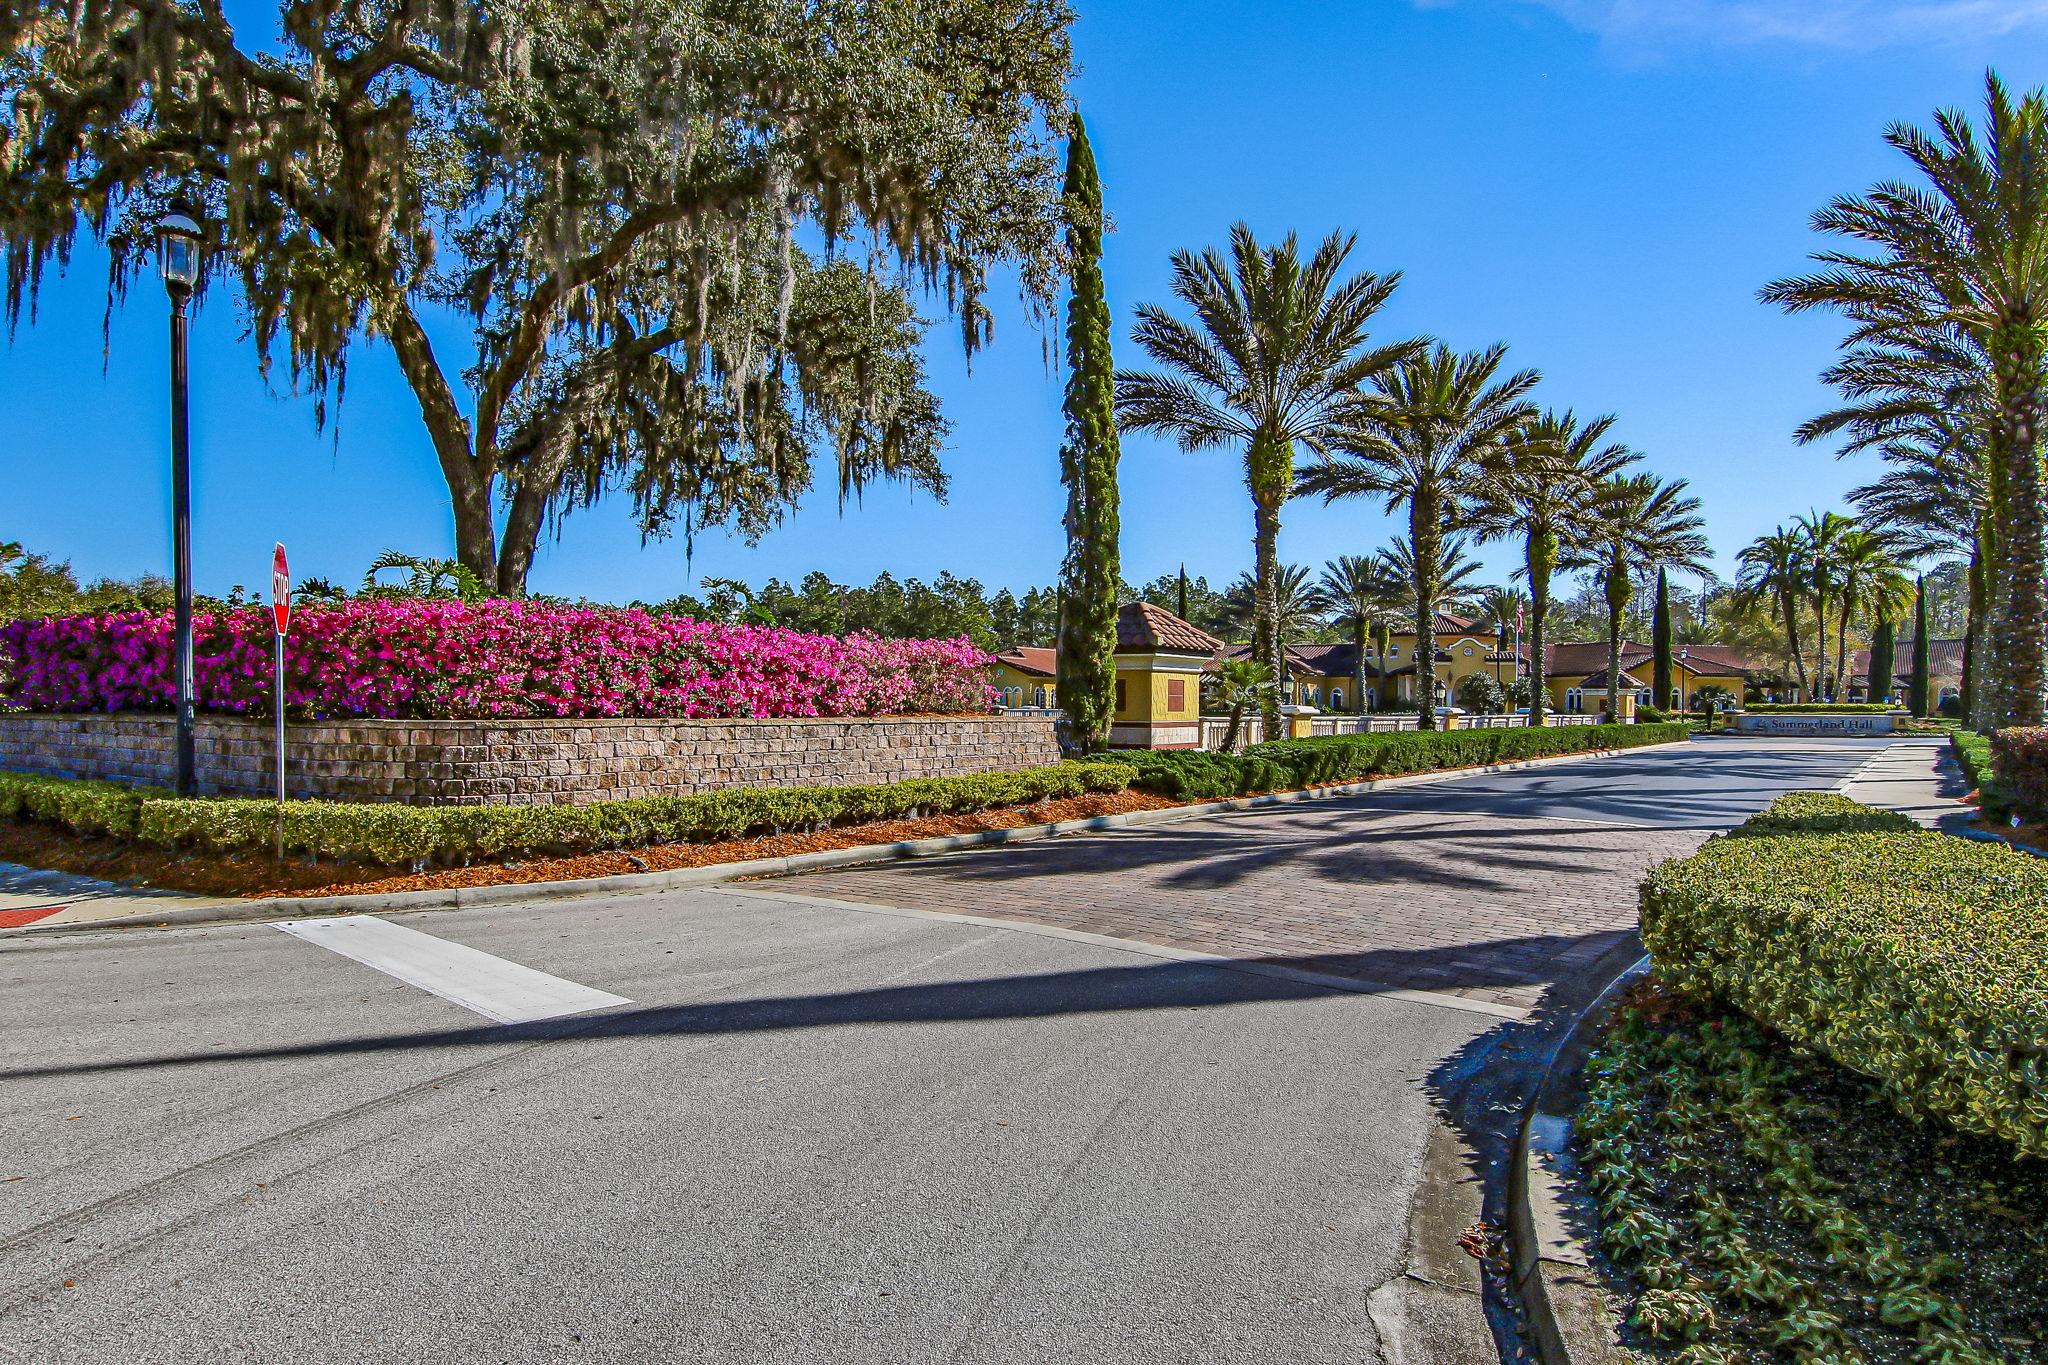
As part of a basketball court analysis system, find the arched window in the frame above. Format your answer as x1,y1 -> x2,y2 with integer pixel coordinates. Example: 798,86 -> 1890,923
1330,687 -> 1345,710
1364,688 -> 1377,711
1566,688 -> 1584,714
1032,686 -> 1047,707
1387,645 -> 1400,657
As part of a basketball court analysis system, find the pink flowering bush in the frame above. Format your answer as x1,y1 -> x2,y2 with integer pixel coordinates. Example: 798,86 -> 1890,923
0,602 -> 998,719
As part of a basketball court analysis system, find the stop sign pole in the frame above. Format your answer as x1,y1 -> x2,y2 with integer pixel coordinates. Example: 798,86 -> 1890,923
271,543 -> 290,858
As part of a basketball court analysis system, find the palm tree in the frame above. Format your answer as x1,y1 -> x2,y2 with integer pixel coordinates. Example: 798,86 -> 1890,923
1379,535 -> 1489,617
1220,564 -> 1324,652
1474,587 -> 1530,633
1822,332 -> 1994,722
1736,528 -> 1814,699
1297,344 -> 1540,727
1211,659 -> 1277,754
1118,226 -> 1422,742
1569,475 -> 1711,721
1763,72 -> 2048,728
1469,409 -> 1637,726
363,551 -> 490,602
1315,554 -> 1406,714
1830,527 -> 1918,697
1794,510 -> 1856,699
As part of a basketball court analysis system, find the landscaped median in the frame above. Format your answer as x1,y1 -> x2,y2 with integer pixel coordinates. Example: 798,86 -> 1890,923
0,720 -> 1685,899
1561,793 -> 2048,1363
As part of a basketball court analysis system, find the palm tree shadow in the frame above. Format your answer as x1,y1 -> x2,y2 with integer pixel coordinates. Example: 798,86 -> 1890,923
4,927 -> 1639,1083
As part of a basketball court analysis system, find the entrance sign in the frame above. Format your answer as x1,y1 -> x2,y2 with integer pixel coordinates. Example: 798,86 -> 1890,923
1730,712 -> 1898,737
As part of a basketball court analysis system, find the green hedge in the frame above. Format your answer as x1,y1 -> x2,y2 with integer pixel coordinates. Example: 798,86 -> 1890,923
1738,703 -> 1897,714
0,771 -> 154,837
1728,790 -> 1918,836
1641,817 -> 2048,1157
1951,728 -> 2005,819
1119,722 -> 1688,801
0,762 -> 1138,868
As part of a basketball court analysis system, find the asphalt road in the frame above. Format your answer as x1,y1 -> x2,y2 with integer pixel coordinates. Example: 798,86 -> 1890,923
2,888 -> 1492,1365
1347,733 -> 1906,828
0,734 -> 1921,1364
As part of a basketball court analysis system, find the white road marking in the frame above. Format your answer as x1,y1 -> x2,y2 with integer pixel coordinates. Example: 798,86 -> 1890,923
274,915 -> 632,1024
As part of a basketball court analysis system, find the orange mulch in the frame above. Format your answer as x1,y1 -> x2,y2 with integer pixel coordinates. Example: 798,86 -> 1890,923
0,790 -> 1178,902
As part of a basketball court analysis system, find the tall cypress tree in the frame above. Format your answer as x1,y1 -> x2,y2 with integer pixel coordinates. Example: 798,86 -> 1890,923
1909,576 -> 1931,718
1055,114 -> 1122,753
1869,617 -> 1897,707
1651,566 -> 1673,711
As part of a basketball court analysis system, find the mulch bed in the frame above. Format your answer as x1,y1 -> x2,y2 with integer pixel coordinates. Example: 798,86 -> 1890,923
0,790 -> 1179,901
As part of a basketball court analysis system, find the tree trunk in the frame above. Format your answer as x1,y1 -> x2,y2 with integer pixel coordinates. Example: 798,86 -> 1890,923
1836,593 -> 1854,702
383,305 -> 498,583
1351,616 -> 1367,715
1910,578 -> 1930,718
1602,549 -> 1629,722
1781,591 -> 1809,698
1222,699 -> 1245,755
1992,317 -> 2048,729
1965,541 -> 1988,726
1527,528 -> 1553,728
1818,589 -> 1835,699
1248,433 -> 1291,745
1651,566 -> 1672,711
1411,491 -> 1441,730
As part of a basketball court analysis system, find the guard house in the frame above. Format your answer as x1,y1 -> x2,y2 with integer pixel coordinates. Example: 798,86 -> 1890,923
991,602 -> 1223,749
1108,602 -> 1222,749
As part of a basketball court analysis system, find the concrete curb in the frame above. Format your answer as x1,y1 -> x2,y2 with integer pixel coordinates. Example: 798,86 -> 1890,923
1507,956 -> 1652,1365
11,738 -> 1690,936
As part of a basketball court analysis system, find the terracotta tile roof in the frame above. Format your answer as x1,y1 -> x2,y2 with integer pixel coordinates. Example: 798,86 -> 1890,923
1847,638 -> 1966,685
1542,640 -> 1772,680
993,647 -> 1058,678
1117,601 -> 1224,654
1220,641 -> 1393,679
1387,613 -> 1481,637
1578,667 -> 1647,690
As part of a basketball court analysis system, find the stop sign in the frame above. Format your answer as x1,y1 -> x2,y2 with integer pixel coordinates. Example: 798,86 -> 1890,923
271,543 -> 291,636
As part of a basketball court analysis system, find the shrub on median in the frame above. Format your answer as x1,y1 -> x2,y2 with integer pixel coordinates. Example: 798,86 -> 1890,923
1951,727 -> 2006,820
1641,814 -> 2048,1156
1728,790 -> 1918,836
0,761 -> 1137,868
1118,721 -> 1689,801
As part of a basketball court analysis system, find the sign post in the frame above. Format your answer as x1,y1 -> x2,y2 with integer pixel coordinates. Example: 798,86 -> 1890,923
271,543 -> 291,860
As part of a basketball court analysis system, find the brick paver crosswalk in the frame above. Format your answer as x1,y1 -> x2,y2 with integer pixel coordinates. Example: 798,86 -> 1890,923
776,803 -> 1705,1013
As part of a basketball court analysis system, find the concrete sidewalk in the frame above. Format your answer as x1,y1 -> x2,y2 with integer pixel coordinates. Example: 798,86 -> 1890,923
0,862 -> 234,929
1838,737 -> 1976,831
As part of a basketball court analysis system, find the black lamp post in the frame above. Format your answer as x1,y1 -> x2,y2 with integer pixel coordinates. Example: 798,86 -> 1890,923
158,204 -> 202,797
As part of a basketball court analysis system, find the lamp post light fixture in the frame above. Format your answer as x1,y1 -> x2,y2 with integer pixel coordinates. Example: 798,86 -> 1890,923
158,203 -> 203,797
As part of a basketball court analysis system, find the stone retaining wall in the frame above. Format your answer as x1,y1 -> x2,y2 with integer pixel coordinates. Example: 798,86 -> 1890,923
0,713 -> 1062,805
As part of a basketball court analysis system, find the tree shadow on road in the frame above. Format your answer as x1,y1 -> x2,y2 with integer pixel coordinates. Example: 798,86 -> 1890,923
2,926 -> 1639,1082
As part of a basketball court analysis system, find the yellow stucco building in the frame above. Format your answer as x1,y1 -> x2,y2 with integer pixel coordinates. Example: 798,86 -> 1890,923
995,606 -> 1779,745
992,602 -> 1220,748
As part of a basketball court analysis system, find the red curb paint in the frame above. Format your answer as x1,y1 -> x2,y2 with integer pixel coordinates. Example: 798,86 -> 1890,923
0,906 -> 66,928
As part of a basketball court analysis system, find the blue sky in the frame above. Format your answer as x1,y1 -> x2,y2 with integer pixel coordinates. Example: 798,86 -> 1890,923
7,0 -> 2047,604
